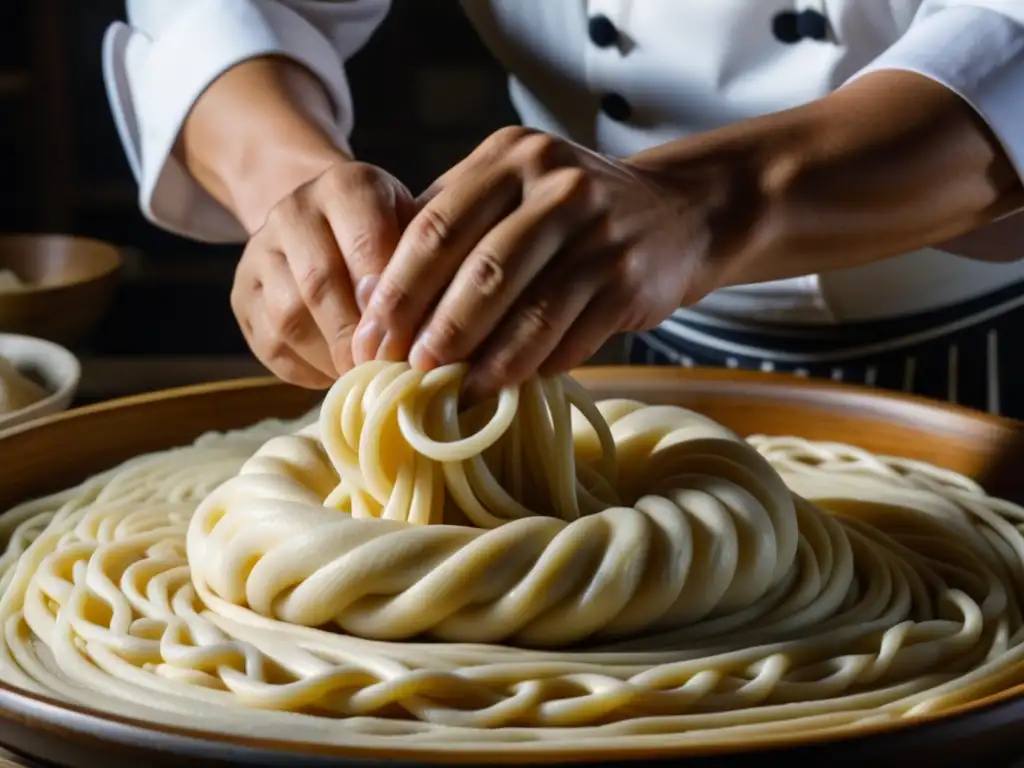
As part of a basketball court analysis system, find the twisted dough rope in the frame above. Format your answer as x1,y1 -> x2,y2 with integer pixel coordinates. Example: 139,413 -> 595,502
189,361 -> 802,646
0,364 -> 1022,754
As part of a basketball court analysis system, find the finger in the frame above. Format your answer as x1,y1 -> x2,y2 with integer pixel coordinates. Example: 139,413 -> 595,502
322,166 -> 416,311
258,251 -> 338,379
463,263 -> 601,399
415,126 -> 540,205
274,206 -> 360,374
410,167 -> 594,370
353,166 -> 521,365
540,285 -> 628,375
247,308 -> 335,389
287,167 -> 416,372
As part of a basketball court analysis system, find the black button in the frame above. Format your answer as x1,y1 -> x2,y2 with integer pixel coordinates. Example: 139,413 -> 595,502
772,9 -> 829,44
600,92 -> 632,122
772,11 -> 801,43
588,15 -> 619,48
795,9 -> 828,41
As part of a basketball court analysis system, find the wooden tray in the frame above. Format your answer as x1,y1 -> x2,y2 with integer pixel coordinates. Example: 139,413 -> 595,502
1,367 -> 1023,768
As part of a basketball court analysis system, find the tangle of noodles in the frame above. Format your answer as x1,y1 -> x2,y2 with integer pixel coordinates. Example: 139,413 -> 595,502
1,360 -> 1024,755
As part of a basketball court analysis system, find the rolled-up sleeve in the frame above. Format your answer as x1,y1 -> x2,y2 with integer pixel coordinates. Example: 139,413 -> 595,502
851,1 -> 1024,186
103,0 -> 391,243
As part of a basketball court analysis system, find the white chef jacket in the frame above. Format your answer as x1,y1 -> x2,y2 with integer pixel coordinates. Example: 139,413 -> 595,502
103,0 -> 1024,326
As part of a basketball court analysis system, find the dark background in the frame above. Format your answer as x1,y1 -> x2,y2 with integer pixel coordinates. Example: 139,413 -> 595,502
0,1 -> 520,394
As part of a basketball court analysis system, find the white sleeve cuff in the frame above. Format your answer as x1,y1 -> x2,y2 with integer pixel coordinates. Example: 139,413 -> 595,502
103,0 -> 359,244
850,4 -> 1024,186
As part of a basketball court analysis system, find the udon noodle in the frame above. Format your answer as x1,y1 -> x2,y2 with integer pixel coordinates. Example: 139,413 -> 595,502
1,360 -> 1023,755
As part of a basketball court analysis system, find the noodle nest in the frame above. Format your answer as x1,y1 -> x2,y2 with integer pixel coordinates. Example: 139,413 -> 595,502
0,360 -> 1023,755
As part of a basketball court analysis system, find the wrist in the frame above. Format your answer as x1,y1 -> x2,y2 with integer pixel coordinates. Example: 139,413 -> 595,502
177,56 -> 353,234
226,142 -> 350,234
626,110 -> 816,298
628,70 -> 1024,297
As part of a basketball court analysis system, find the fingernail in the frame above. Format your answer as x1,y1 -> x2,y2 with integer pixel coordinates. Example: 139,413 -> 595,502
355,275 -> 378,313
409,333 -> 440,371
352,319 -> 385,365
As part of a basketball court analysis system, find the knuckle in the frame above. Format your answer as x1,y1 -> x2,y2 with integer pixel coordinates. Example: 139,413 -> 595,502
423,313 -> 466,358
325,161 -> 381,197
295,263 -> 336,306
490,125 -> 534,149
548,167 -> 592,206
344,226 -> 384,270
514,132 -> 561,165
346,161 -> 383,187
315,162 -> 358,196
465,249 -> 506,297
268,296 -> 309,341
410,206 -> 454,252
617,251 -> 648,291
368,277 -> 413,325
516,299 -> 557,338
259,330 -> 291,363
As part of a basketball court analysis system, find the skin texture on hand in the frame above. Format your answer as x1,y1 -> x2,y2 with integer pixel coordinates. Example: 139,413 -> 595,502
178,57 -> 348,234
178,58 -> 1022,394
656,69 -> 1024,287
176,57 -> 416,388
353,70 -> 1023,397
351,126 -> 745,397
231,162 -> 416,386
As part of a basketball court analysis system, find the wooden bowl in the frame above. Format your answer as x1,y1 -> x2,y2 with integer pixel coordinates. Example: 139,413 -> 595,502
0,367 -> 1023,768
0,333 -> 81,435
0,234 -> 122,346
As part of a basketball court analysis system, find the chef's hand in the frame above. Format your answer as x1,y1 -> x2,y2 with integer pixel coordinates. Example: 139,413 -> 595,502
232,161 -> 416,388
352,126 -> 729,395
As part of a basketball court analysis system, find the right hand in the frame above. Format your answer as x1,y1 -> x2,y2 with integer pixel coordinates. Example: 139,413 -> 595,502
232,161 -> 416,388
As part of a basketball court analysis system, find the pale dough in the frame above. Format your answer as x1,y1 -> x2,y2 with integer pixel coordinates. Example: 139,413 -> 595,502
0,361 -> 1022,757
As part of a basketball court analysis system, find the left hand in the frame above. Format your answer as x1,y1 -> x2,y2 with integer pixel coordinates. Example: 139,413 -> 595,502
351,126 -> 731,396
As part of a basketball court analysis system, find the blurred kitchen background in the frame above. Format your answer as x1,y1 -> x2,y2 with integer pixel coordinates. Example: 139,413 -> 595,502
0,1 -> 522,403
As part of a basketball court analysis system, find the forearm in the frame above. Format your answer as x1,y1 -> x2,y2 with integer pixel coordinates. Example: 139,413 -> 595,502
177,56 -> 350,234
629,70 -> 1024,294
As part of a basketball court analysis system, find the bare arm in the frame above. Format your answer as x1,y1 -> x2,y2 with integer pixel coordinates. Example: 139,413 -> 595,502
629,71 -> 1024,290
176,56 -> 351,234
175,55 -> 414,386
353,71 -> 1024,392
